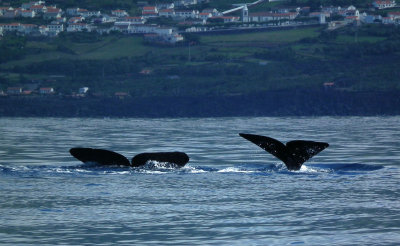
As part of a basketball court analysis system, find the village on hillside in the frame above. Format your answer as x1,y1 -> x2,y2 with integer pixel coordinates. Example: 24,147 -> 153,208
0,0 -> 399,45
1,0 -> 400,98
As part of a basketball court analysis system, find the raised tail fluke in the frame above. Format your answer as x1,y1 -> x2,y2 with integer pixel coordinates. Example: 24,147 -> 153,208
239,133 -> 329,170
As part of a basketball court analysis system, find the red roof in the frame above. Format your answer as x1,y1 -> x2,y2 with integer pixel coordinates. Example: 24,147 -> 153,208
143,6 -> 156,10
31,5 -> 45,9
374,0 -> 394,4
46,8 -> 61,13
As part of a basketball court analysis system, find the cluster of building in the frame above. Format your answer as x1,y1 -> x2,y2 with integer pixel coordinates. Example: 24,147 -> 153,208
0,86 -> 92,97
2,86 -> 55,96
0,0 -> 399,42
0,86 -> 135,99
0,0 -> 186,43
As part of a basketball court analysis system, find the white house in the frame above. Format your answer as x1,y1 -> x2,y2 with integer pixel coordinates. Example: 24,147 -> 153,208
39,87 -> 54,94
202,8 -> 220,16
209,16 -> 239,23
0,23 -> 21,32
30,5 -> 47,14
174,9 -> 199,19
95,14 -> 116,23
0,7 -> 13,16
78,9 -> 101,18
113,24 -> 130,33
309,12 -> 331,18
361,14 -> 382,24
111,9 -> 128,17
67,23 -> 90,32
43,8 -> 62,19
7,87 -> 23,95
85,10 -> 101,17
142,6 -> 158,18
249,12 -> 298,22
2,9 -> 19,18
21,9 -> 36,17
129,24 -> 158,33
68,16 -> 85,23
39,25 -> 49,35
372,0 -> 396,9
123,16 -> 145,24
156,3 -> 174,10
155,27 -> 173,35
48,23 -> 64,34
158,9 -> 175,18
20,24 -> 38,34
382,16 -> 395,24
199,12 -> 212,20
388,12 -> 400,19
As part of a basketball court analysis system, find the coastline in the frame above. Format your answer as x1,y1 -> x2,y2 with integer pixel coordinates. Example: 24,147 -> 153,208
1,90 -> 400,117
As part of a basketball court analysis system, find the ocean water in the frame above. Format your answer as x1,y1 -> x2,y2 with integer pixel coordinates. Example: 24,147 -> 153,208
0,117 -> 399,245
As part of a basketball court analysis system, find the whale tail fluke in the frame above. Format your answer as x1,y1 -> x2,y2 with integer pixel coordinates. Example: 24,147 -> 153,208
239,133 -> 329,171
69,148 -> 189,167
69,148 -> 131,166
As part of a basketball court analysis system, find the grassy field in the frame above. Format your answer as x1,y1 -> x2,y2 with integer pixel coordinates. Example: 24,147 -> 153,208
201,27 -> 321,45
335,35 -> 386,44
0,26 -> 322,70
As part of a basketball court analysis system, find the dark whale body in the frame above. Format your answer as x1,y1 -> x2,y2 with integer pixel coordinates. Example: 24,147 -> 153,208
69,148 -> 189,167
131,152 -> 189,167
239,133 -> 329,171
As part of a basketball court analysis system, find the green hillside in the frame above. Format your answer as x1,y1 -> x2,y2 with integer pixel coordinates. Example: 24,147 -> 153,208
2,24 -> 400,97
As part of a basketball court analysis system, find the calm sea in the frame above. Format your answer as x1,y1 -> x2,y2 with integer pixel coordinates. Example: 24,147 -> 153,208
0,117 -> 399,245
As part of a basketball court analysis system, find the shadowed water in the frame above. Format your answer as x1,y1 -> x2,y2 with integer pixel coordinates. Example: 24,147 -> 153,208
0,117 -> 399,245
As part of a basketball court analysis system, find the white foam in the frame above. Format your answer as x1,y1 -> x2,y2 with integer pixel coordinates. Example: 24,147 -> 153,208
217,167 -> 255,173
182,166 -> 208,173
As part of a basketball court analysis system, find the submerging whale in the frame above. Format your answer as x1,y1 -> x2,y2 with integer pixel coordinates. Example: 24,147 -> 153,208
69,148 -> 189,167
239,133 -> 329,171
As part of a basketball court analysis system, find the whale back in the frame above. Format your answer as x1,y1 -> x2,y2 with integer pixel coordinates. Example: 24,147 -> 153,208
131,152 -> 189,167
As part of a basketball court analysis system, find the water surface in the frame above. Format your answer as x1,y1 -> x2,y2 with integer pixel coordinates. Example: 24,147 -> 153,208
0,117 -> 399,245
